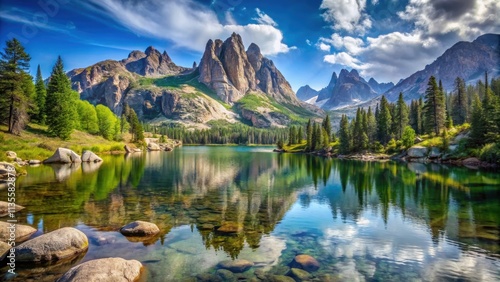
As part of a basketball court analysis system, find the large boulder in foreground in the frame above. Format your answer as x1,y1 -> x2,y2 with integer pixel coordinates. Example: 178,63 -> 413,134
0,162 -> 16,180
81,151 -> 103,163
14,227 -> 88,263
44,148 -> 82,164
290,255 -> 320,272
120,221 -> 160,237
0,221 -> 37,243
57,257 -> 143,282
407,146 -> 428,158
147,143 -> 161,151
0,201 -> 24,217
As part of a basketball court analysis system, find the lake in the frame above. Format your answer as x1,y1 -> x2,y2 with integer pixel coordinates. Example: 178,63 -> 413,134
2,146 -> 500,281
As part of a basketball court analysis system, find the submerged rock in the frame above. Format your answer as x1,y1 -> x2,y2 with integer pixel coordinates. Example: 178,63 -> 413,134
269,275 -> 295,282
0,221 -> 37,243
120,220 -> 160,237
57,257 -> 143,282
288,268 -> 312,280
14,227 -> 88,263
217,259 -> 254,273
81,150 -> 103,163
290,254 -> 320,272
44,148 -> 82,164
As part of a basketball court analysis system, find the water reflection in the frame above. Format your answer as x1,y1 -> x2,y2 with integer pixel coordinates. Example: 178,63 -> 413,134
4,147 -> 500,281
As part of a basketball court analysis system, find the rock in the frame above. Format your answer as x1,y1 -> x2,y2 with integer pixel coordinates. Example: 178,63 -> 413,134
124,145 -> 134,153
407,146 -> 428,158
216,269 -> 237,281
217,259 -> 254,273
43,148 -> 82,164
81,151 -> 103,163
57,257 -> 143,282
0,221 -> 37,242
288,268 -> 312,281
463,157 -> 481,167
0,162 -> 16,179
29,160 -> 42,165
414,136 -> 424,143
428,147 -> 441,159
14,227 -> 88,263
196,273 -> 222,282
269,275 -> 295,282
164,146 -> 173,152
120,220 -> 160,237
0,201 -> 24,217
6,151 -> 17,159
448,144 -> 458,152
290,255 -> 320,272
0,241 -> 10,260
147,143 -> 161,151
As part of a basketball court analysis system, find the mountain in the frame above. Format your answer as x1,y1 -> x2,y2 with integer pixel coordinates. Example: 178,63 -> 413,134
316,72 -> 337,102
296,85 -> 318,102
368,78 -> 394,94
68,34 -> 321,129
384,33 -> 500,101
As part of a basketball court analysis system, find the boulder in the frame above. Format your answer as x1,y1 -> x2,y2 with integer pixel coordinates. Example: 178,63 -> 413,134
428,147 -> 441,159
269,275 -> 295,282
43,148 -> 82,164
120,221 -> 160,237
290,255 -> 320,272
217,259 -> 254,273
0,221 -> 37,242
0,201 -> 24,217
124,145 -> 134,153
462,158 -> 481,167
0,162 -> 16,179
57,257 -> 143,282
407,146 -> 428,158
147,143 -> 161,151
14,227 -> 88,263
6,151 -> 17,159
81,151 -> 103,163
0,241 -> 10,260
288,268 -> 312,280
29,160 -> 42,165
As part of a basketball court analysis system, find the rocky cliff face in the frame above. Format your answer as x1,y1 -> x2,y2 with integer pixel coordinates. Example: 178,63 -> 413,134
122,46 -> 187,77
198,33 -> 299,105
316,72 -> 337,102
368,78 -> 394,94
384,33 -> 500,101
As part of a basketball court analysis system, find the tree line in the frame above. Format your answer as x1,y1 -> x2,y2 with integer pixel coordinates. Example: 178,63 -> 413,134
0,38 -> 144,142
284,73 -> 500,156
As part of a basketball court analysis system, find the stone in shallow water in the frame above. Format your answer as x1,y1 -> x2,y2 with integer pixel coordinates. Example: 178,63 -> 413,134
217,259 -> 254,273
120,220 -> 160,237
290,254 -> 320,272
196,273 -> 222,282
0,201 -> 24,217
198,224 -> 214,230
269,275 -> 295,282
14,227 -> 88,263
216,269 -> 236,281
57,257 -> 143,282
288,268 -> 312,281
0,221 -> 36,243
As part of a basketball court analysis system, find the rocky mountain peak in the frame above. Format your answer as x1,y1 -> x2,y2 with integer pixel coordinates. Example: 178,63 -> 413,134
316,71 -> 338,102
296,85 -> 319,102
122,46 -> 184,77
198,33 -> 299,105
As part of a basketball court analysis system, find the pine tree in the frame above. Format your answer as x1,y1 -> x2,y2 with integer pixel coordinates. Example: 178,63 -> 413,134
366,107 -> 376,143
46,56 -> 77,139
377,96 -> 392,144
128,107 -> 144,142
33,65 -> 47,124
0,38 -> 32,134
297,126 -> 303,143
306,119 -> 312,151
322,128 -> 329,150
482,72 -> 499,143
322,115 -> 332,143
394,92 -> 409,139
451,77 -> 469,125
423,76 -> 445,135
353,108 -> 364,151
315,123 -> 322,150
339,115 -> 351,154
469,94 -> 484,146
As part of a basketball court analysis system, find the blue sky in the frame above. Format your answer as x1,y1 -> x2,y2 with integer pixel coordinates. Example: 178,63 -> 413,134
1,0 -> 499,91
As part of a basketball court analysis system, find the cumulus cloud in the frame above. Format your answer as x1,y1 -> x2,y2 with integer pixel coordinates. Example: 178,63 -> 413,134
317,42 -> 331,52
306,39 -> 312,46
320,0 -> 372,33
320,0 -> 500,82
253,8 -> 278,27
84,0 -> 293,56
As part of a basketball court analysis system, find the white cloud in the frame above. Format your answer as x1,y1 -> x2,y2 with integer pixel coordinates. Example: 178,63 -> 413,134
306,39 -> 312,46
253,8 -> 278,27
85,0 -> 293,56
320,0 -> 500,82
317,42 -> 331,52
320,0 -> 372,33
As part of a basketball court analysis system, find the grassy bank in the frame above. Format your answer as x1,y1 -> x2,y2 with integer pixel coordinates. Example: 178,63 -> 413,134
0,124 -> 125,162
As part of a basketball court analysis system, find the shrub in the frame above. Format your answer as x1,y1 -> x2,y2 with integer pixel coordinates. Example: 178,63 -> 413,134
386,138 -> 398,154
480,143 -> 500,164
401,126 -> 416,149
